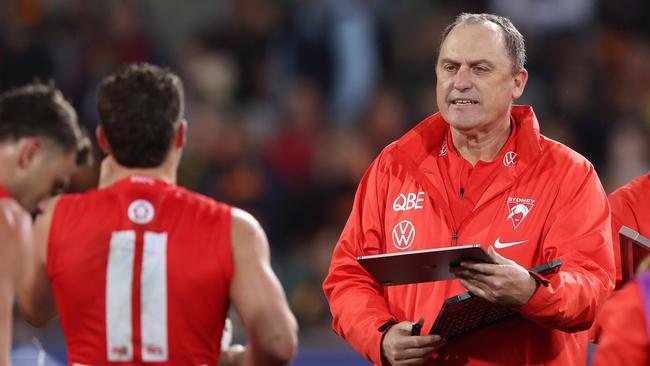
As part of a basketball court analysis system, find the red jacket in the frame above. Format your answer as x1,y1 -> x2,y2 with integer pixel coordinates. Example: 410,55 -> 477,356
608,171 -> 650,286
323,106 -> 615,365
592,277 -> 650,365
590,171 -> 650,342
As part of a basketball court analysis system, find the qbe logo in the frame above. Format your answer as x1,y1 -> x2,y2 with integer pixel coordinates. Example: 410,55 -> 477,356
392,220 -> 415,250
393,192 -> 425,211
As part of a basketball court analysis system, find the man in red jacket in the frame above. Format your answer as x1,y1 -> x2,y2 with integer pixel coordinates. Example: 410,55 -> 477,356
0,82 -> 91,366
589,171 -> 650,359
323,12 -> 615,366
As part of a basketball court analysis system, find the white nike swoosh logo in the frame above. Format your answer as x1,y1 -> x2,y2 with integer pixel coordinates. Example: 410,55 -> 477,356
493,237 -> 528,249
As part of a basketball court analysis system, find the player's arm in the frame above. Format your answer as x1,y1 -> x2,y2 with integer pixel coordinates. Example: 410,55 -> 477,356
16,196 -> 59,327
229,208 -> 298,366
0,200 -> 31,366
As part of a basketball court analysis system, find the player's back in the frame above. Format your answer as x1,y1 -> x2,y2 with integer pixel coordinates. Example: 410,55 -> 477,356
48,176 -> 233,366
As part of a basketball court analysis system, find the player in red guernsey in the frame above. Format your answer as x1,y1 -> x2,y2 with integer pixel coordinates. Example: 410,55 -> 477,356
18,64 -> 298,366
0,82 -> 91,366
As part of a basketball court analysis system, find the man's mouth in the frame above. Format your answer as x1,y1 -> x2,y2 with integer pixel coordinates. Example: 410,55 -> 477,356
451,99 -> 479,105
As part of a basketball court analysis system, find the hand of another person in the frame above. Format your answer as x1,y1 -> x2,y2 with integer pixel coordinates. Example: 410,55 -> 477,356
219,344 -> 246,366
450,246 -> 538,306
381,319 -> 446,365
219,318 -> 246,366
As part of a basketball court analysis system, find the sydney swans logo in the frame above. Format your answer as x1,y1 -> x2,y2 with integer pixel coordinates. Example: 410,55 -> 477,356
506,197 -> 534,229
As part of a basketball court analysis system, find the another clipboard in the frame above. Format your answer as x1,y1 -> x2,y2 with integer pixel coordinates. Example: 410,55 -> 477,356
429,259 -> 563,339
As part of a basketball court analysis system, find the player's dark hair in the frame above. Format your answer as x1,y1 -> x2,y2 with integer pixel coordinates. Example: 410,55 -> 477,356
0,81 -> 92,166
97,63 -> 184,168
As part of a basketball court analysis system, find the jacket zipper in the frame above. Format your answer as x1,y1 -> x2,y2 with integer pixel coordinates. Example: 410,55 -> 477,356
451,183 -> 516,246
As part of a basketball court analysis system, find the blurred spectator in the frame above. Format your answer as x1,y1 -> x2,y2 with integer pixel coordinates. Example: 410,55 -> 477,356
263,79 -> 323,191
489,0 -> 597,35
0,1 -> 53,90
285,0 -> 381,126
362,86 -> 408,154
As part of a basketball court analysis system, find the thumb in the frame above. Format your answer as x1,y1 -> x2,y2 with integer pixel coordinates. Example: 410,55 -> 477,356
488,245 -> 515,265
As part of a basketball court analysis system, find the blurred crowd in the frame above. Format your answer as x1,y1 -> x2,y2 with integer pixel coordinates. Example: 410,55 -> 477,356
2,0 -> 650,351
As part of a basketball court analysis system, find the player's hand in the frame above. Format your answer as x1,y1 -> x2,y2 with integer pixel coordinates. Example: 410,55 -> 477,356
450,246 -> 538,306
219,344 -> 246,366
381,319 -> 446,365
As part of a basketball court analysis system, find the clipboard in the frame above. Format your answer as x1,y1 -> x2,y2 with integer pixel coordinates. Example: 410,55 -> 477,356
619,226 -> 650,284
428,259 -> 563,339
357,245 -> 495,286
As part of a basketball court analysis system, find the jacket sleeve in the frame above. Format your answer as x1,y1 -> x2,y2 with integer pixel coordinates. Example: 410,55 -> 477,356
322,156 -> 394,365
519,162 -> 615,332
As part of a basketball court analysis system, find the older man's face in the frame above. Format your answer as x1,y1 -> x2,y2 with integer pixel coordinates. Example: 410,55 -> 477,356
436,22 -> 527,134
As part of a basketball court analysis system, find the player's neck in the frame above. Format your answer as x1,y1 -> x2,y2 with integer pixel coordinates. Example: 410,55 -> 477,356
114,167 -> 176,185
99,157 -> 178,188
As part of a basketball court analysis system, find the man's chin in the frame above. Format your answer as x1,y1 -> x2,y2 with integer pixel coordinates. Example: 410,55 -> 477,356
446,117 -> 483,132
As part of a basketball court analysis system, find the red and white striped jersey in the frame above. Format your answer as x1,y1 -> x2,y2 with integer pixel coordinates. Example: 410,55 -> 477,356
48,176 -> 233,365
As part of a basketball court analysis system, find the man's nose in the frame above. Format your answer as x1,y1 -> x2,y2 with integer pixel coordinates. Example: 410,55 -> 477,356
453,66 -> 473,91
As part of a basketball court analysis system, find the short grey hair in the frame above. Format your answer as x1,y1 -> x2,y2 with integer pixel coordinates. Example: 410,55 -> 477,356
439,13 -> 526,73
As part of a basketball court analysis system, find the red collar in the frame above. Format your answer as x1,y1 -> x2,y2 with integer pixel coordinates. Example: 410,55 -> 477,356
110,175 -> 173,190
395,105 -> 542,175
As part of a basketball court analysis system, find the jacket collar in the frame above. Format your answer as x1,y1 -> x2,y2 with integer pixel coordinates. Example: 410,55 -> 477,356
395,105 -> 542,176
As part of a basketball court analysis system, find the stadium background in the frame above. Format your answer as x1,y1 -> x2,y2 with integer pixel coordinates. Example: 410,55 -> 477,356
3,0 -> 649,364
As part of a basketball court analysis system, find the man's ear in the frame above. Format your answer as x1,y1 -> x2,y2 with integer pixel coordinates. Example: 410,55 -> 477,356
17,137 -> 44,169
96,125 -> 111,154
512,68 -> 529,100
175,119 -> 187,149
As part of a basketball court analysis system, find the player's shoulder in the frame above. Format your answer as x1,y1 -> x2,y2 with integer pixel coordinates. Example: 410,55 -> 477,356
56,186 -> 104,206
51,187 -> 109,222
169,185 -> 231,214
230,207 -> 261,234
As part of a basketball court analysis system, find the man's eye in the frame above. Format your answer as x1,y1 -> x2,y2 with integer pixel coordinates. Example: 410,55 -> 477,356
443,64 -> 457,72
473,66 -> 489,73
